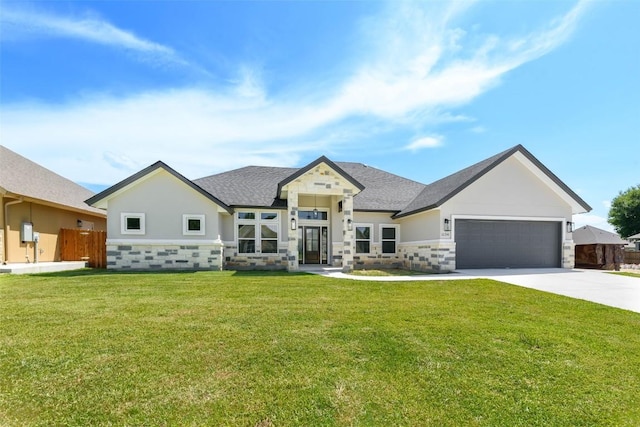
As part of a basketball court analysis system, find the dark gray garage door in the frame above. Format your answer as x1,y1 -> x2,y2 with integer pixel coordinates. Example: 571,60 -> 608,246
455,220 -> 561,269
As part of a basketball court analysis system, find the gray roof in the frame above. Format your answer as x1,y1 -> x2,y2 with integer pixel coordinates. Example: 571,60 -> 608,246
90,144 -> 592,218
573,225 -> 629,245
627,232 -> 640,241
394,144 -> 592,218
0,145 -> 105,216
194,159 -> 426,212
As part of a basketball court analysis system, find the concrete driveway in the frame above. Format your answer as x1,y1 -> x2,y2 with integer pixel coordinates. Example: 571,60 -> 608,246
315,267 -> 640,314
456,268 -> 640,314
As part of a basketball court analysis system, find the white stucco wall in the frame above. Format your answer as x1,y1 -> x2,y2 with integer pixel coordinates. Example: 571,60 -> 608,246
440,156 -> 574,221
107,170 -> 222,241
397,209 -> 441,242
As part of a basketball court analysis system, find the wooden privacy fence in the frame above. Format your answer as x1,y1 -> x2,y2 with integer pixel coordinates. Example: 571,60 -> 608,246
624,250 -> 640,265
60,229 -> 107,268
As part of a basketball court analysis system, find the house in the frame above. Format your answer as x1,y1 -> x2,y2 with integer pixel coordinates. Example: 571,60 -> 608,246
86,145 -> 591,272
627,233 -> 640,251
573,225 -> 627,270
0,146 -> 107,264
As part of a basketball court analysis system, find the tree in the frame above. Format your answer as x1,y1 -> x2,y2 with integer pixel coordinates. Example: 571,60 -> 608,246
608,184 -> 640,238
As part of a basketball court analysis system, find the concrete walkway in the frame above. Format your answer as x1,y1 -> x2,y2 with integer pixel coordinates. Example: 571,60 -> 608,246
0,261 -> 87,275
306,267 -> 640,314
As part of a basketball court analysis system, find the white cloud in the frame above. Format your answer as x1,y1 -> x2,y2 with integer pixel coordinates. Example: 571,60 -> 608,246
0,1 -> 590,185
0,5 -> 188,68
405,136 -> 444,151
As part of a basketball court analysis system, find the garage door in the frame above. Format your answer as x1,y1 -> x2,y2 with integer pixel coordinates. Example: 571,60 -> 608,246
455,219 -> 561,269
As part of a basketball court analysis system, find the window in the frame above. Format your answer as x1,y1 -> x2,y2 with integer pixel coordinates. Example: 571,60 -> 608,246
261,224 -> 278,253
237,211 -> 279,254
381,225 -> 398,254
355,225 -> 371,253
183,214 -> 205,236
121,213 -> 145,235
238,224 -> 256,253
299,210 -> 328,220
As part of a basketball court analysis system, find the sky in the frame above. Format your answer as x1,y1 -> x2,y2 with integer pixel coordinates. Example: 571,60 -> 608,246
1,0 -> 638,232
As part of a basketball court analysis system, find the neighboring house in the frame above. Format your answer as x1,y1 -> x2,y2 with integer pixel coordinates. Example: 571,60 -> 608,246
573,225 -> 627,270
627,233 -> 640,251
86,145 -> 591,272
0,146 -> 107,264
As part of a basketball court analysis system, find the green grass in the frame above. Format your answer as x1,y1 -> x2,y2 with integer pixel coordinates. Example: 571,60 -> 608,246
608,271 -> 640,279
1,270 -> 640,426
348,268 -> 430,276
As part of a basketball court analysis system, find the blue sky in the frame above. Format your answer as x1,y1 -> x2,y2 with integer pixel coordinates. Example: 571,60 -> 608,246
1,0 -> 638,231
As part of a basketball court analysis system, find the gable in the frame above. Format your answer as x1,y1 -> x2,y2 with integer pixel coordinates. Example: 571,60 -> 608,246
277,156 -> 364,199
395,145 -> 591,218
86,162 -> 231,213
442,155 -> 574,217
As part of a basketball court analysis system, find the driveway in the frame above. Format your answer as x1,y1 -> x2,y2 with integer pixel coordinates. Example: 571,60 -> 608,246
315,267 -> 640,314
456,268 -> 640,314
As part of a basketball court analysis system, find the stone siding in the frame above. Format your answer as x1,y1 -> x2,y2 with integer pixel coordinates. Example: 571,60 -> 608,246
353,243 -> 403,269
223,244 -> 288,270
107,243 -> 224,270
562,241 -> 575,268
399,241 -> 456,272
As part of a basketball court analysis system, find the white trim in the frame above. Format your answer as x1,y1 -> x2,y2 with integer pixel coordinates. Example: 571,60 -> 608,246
379,224 -> 399,254
120,212 -> 145,235
182,214 -> 206,236
107,239 -> 221,245
450,215 -> 569,265
234,209 -> 281,254
354,223 -> 373,254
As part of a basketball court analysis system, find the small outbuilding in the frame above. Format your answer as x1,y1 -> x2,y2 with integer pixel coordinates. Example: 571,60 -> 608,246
627,232 -> 640,251
573,225 -> 627,270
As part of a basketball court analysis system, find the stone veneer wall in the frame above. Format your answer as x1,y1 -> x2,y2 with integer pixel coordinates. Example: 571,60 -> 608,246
107,243 -> 224,270
562,241 -> 575,268
223,244 -> 288,270
352,243 -> 403,269
399,241 -> 456,272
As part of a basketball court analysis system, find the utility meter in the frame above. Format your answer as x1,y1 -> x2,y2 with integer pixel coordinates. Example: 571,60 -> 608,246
21,222 -> 34,243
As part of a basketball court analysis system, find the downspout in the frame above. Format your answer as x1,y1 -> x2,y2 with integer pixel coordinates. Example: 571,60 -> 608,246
3,198 -> 23,264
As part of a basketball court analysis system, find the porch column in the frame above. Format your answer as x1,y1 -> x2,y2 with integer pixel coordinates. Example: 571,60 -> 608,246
342,191 -> 355,272
287,189 -> 299,271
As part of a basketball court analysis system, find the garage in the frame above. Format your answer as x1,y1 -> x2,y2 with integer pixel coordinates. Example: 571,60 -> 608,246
455,219 -> 561,269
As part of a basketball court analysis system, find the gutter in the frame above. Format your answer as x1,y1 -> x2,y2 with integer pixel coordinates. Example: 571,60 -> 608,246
3,198 -> 23,264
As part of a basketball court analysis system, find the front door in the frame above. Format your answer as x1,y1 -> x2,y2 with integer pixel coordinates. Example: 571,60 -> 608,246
305,227 -> 320,264
298,226 -> 328,264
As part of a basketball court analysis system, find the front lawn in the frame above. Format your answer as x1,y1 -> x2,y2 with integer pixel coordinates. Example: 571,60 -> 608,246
1,270 -> 639,426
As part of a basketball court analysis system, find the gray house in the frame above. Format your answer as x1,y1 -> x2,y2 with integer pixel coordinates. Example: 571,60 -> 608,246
86,145 -> 591,272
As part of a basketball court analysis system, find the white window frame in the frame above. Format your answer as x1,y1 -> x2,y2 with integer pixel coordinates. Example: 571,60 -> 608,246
355,223 -> 373,254
379,224 -> 399,254
236,211 -> 280,254
259,212 -> 279,254
121,212 -> 145,235
183,214 -> 205,236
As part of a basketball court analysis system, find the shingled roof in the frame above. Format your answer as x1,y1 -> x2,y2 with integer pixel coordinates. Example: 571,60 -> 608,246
0,145 -> 105,216
573,225 -> 629,245
89,144 -> 591,218
393,144 -> 592,218
194,160 -> 426,212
